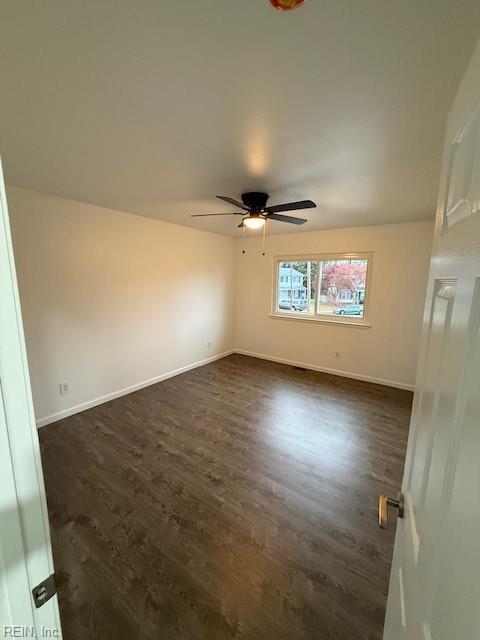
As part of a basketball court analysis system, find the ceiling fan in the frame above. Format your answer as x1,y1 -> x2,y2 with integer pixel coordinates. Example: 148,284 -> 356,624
191,192 -> 317,229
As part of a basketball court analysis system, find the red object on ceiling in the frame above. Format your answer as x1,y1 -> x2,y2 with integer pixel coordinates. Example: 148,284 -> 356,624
270,0 -> 305,9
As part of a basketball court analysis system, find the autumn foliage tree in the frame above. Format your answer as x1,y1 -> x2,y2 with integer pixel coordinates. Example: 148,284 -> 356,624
320,260 -> 367,301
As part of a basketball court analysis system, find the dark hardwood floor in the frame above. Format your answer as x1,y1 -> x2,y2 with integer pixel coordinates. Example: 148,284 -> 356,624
39,354 -> 412,640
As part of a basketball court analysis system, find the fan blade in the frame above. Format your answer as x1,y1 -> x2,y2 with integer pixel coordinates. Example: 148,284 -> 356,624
264,199 -> 316,213
267,213 -> 307,225
216,195 -> 250,211
190,213 -> 239,217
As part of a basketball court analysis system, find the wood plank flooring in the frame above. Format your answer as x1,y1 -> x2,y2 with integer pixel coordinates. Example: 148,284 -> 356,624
39,354 -> 412,640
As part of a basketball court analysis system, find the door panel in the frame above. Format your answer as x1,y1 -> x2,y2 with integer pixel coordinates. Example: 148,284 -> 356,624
384,35 -> 480,640
444,97 -> 480,230
429,279 -> 480,639
408,280 -> 455,511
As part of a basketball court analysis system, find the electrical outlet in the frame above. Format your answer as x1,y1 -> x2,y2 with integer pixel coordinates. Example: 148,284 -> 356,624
207,340 -> 212,351
59,381 -> 70,395
335,351 -> 341,359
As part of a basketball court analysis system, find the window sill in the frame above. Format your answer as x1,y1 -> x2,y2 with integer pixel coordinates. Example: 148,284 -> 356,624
269,313 -> 371,328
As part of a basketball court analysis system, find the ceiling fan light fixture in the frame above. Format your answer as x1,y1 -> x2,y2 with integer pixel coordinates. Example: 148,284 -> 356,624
269,0 -> 305,10
243,215 -> 265,230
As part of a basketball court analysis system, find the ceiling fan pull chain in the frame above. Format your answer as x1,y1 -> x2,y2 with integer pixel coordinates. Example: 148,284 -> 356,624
241,224 -> 247,255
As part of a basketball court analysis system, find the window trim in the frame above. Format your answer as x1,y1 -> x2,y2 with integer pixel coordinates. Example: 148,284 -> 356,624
271,252 -> 373,327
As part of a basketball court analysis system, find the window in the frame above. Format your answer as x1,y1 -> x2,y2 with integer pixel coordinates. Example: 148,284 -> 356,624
274,254 -> 371,322
277,261 -> 317,314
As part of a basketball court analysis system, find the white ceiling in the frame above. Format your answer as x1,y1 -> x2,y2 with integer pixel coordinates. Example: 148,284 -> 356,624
1,1 -> 480,237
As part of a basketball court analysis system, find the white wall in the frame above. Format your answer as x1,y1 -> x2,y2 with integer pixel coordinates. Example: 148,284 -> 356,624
8,187 -> 236,425
234,221 -> 433,389
9,187 -> 433,427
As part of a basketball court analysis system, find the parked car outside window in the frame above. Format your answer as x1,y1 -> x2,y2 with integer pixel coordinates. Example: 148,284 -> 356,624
279,300 -> 308,311
333,304 -> 363,316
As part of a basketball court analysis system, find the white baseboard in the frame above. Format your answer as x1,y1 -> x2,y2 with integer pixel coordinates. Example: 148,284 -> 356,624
36,350 -> 235,428
37,347 -> 413,427
234,349 -> 414,391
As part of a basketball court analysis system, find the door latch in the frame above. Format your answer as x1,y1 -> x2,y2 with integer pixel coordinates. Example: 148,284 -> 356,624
32,573 -> 56,608
378,493 -> 404,529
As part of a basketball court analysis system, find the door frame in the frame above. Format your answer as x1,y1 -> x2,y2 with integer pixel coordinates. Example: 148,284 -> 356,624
0,159 -> 62,634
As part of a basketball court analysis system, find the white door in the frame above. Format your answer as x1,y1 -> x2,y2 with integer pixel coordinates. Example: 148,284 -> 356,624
0,160 -> 62,636
383,36 -> 480,640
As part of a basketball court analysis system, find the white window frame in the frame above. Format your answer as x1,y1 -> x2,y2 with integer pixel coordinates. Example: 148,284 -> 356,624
271,252 -> 373,327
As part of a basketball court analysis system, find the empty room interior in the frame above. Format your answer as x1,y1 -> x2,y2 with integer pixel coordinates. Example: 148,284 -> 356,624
1,2 -> 480,639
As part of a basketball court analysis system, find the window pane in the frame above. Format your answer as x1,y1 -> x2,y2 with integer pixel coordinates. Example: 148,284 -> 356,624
317,259 -> 368,317
277,261 -> 316,314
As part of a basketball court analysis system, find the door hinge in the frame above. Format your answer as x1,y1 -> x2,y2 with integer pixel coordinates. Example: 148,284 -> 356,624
32,573 -> 56,608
